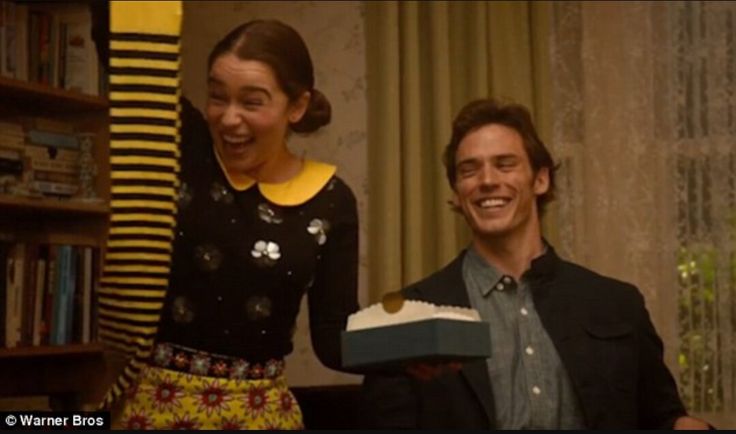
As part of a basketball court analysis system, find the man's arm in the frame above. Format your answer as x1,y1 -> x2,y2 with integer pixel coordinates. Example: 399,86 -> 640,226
361,372 -> 419,428
631,289 -> 709,428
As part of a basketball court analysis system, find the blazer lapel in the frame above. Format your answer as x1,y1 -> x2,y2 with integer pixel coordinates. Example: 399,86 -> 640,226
414,252 -> 496,427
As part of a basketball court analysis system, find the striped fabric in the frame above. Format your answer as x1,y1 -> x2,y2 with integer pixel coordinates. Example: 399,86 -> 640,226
98,1 -> 182,409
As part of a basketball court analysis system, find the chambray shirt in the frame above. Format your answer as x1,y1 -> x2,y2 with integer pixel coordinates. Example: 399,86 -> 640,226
462,246 -> 585,429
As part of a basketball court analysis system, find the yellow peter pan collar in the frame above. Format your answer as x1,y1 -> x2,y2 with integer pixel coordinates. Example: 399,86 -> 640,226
213,147 -> 336,206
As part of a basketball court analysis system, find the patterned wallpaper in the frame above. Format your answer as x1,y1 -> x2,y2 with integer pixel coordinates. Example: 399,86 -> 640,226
181,1 -> 368,386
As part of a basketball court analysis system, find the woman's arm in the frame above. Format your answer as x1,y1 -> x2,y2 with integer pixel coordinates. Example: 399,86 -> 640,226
307,178 -> 360,371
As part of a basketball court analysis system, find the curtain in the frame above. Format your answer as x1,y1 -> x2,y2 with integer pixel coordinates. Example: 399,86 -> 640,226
364,0 -> 552,300
550,1 -> 736,426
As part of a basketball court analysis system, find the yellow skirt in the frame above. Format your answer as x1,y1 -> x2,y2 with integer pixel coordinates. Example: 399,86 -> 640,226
115,364 -> 304,430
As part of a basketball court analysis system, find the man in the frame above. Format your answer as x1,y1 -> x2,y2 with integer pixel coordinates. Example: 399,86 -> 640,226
361,99 -> 710,429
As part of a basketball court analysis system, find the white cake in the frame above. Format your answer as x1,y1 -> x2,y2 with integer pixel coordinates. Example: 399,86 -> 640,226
346,300 -> 481,331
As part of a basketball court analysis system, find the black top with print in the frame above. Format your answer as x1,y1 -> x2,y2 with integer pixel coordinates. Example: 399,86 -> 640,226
155,100 -> 359,370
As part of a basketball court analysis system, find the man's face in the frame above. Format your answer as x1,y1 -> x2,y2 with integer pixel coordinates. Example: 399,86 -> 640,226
453,124 -> 549,240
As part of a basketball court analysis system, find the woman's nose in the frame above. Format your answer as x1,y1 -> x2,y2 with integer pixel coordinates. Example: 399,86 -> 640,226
221,104 -> 242,127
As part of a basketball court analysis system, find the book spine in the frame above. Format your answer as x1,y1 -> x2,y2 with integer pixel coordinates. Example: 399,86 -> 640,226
27,130 -> 79,149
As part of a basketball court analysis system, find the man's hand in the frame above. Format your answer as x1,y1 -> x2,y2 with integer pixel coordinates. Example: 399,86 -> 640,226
405,362 -> 463,382
673,415 -> 712,430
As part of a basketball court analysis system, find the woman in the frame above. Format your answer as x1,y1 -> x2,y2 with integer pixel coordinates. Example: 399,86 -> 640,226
116,20 -> 359,430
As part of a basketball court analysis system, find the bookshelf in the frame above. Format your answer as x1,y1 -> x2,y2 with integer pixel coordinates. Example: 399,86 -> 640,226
0,0 -> 110,410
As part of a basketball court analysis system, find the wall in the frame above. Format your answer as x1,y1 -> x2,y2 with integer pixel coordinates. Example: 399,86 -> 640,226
181,1 -> 368,386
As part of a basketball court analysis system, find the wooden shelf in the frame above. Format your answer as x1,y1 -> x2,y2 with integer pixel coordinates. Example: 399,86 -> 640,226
0,194 -> 109,216
0,343 -> 107,403
0,75 -> 108,113
0,343 -> 104,359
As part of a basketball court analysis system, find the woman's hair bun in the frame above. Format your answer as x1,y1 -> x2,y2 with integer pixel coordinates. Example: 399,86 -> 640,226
291,88 -> 331,133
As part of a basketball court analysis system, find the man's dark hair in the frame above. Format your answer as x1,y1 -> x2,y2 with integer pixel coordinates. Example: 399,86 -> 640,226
443,99 -> 558,216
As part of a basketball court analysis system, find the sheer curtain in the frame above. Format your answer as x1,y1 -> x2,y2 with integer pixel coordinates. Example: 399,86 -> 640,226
550,1 -> 736,425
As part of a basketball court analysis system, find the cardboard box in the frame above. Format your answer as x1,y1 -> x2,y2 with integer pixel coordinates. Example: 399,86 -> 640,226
341,318 -> 491,371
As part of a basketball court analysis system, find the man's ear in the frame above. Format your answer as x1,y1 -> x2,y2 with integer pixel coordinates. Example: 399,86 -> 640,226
533,167 -> 550,196
289,91 -> 310,124
448,193 -> 463,214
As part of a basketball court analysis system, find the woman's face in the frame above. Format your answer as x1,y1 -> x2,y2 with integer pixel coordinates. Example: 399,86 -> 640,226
206,53 -> 306,177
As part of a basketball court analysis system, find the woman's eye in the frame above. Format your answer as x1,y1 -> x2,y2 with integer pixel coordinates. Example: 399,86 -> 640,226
243,99 -> 264,107
208,92 -> 227,103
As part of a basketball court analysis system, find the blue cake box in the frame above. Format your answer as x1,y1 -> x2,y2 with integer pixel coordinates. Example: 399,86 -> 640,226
341,318 -> 491,371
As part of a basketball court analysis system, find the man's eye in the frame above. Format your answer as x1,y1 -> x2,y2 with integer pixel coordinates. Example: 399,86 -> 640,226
458,167 -> 477,177
243,99 -> 264,107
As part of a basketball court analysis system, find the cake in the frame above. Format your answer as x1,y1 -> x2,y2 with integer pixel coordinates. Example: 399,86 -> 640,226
346,299 -> 481,331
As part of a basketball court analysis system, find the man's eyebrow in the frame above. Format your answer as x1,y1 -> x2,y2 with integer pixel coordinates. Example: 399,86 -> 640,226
456,157 -> 481,167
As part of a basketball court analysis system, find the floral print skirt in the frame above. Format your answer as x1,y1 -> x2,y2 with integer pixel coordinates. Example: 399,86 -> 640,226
115,364 -> 304,430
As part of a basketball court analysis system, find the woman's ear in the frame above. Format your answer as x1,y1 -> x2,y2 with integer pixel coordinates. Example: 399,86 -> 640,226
289,91 -> 310,124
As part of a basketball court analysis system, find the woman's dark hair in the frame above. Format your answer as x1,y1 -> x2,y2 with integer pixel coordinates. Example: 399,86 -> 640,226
443,99 -> 559,216
208,20 -> 331,134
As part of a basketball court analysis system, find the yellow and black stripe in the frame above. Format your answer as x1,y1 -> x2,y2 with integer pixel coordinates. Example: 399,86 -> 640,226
98,1 -> 182,409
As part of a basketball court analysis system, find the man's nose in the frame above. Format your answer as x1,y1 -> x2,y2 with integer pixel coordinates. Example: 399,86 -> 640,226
479,166 -> 499,187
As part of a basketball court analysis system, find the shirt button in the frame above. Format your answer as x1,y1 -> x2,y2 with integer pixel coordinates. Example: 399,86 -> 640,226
217,296 -> 223,302
496,283 -> 505,291
223,329 -> 230,335
503,276 -> 512,284
532,386 -> 541,395
525,346 -> 535,355
520,307 -> 528,316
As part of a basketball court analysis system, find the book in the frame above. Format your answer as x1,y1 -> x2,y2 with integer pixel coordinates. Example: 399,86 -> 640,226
64,245 -> 77,345
27,130 -> 79,149
25,143 -> 80,163
15,116 -> 75,135
32,169 -> 78,185
29,159 -> 79,175
50,244 -> 71,345
31,248 -> 47,346
0,241 -> 12,347
19,242 -> 39,345
80,246 -> 93,343
41,245 -> 58,346
59,8 -> 98,96
1,1 -> 17,78
4,242 -> 25,348
13,3 -> 27,81
30,180 -> 78,196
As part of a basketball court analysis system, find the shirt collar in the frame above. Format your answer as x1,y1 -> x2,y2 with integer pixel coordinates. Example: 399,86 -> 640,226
466,241 -> 555,296
213,144 -> 336,206
465,245 -> 506,297
523,239 -> 558,283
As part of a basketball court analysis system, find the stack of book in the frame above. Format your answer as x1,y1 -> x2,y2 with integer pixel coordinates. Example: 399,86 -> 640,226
0,116 -> 89,198
1,240 -> 100,348
0,1 -> 102,96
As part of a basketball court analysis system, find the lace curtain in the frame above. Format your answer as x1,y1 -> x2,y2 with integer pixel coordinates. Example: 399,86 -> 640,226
550,1 -> 736,425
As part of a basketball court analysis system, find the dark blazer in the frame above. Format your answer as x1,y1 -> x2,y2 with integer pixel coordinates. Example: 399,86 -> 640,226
361,247 -> 687,429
